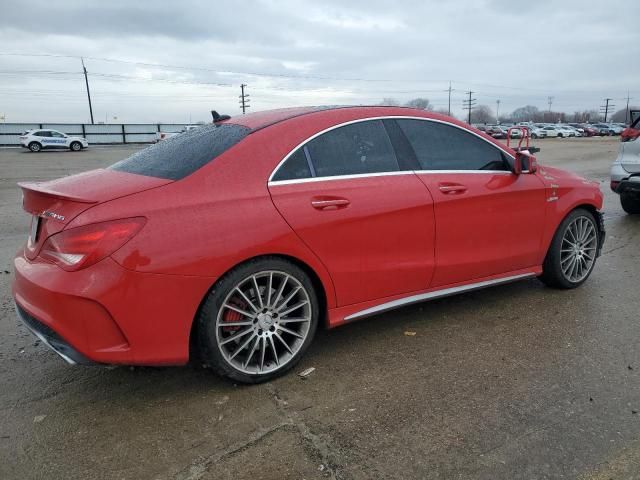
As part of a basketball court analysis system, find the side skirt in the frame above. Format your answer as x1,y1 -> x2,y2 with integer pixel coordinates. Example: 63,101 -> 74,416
328,268 -> 541,327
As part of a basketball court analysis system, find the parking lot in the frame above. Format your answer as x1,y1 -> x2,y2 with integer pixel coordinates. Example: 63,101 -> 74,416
1,138 -> 639,479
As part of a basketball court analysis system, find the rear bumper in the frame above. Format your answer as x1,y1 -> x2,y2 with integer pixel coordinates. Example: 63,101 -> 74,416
12,252 -> 216,366
616,176 -> 640,195
15,303 -> 95,365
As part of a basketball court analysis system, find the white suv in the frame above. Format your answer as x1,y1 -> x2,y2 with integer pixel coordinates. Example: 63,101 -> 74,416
20,129 -> 89,153
610,110 -> 640,214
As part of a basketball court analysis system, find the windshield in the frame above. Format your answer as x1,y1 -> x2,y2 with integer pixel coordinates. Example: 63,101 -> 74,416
109,123 -> 250,180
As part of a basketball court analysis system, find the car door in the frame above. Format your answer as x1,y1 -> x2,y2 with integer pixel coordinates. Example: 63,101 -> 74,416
35,130 -> 52,147
268,119 -> 436,307
49,130 -> 69,148
395,118 -> 547,288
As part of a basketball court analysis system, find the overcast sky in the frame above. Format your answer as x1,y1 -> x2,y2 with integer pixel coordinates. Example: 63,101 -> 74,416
0,0 -> 638,123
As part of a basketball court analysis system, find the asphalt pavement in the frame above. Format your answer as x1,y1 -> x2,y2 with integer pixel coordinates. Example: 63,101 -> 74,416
1,138 -> 639,480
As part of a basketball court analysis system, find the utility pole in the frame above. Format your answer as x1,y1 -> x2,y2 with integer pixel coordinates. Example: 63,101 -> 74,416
447,81 -> 452,116
239,84 -> 250,114
625,91 -> 632,124
547,96 -> 554,113
462,91 -> 476,124
496,99 -> 501,123
600,98 -> 614,122
80,57 -> 94,125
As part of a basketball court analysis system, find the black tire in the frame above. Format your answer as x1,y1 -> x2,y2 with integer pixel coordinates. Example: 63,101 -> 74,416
28,142 -> 42,152
196,257 -> 319,384
539,208 -> 599,289
557,133 -> 563,138
70,141 -> 82,152
532,133 -> 538,139
621,193 -> 640,214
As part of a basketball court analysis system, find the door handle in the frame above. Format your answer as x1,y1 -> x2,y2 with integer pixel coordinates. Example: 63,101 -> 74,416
438,184 -> 467,194
311,197 -> 350,210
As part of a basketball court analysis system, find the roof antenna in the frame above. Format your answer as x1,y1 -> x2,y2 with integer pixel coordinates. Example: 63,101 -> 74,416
211,110 -> 231,123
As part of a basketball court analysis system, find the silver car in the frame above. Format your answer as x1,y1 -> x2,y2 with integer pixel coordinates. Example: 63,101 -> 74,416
610,110 -> 640,214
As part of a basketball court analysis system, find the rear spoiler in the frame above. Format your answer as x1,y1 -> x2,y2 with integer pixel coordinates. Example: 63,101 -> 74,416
18,182 -> 98,204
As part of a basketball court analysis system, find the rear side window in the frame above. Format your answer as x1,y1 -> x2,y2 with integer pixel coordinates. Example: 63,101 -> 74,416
35,131 -> 51,137
109,124 -> 250,180
306,120 -> 399,177
397,119 -> 508,171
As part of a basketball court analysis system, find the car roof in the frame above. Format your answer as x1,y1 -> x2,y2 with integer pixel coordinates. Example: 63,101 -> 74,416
225,105 -> 443,132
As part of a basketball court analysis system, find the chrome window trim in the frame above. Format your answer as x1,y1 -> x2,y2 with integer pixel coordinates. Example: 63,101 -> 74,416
267,115 -> 515,184
344,272 -> 535,321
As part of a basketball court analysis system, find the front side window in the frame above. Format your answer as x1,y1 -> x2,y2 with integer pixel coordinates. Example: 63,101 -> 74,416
396,119 -> 508,171
50,131 -> 65,138
306,120 -> 400,177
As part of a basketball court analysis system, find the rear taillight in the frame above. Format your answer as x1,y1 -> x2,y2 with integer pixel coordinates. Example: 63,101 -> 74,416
40,217 -> 146,271
610,181 -> 620,192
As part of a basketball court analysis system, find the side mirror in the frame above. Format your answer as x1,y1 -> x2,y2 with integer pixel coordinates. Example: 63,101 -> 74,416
514,151 -> 538,174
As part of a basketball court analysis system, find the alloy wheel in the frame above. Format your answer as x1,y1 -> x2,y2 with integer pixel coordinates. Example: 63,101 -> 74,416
215,271 -> 312,375
560,216 -> 597,283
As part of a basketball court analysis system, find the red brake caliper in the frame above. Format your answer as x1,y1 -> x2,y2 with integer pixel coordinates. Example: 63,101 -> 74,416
223,299 -> 248,333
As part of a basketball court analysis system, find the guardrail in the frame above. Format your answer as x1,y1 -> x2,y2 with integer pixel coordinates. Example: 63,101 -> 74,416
0,123 -> 192,146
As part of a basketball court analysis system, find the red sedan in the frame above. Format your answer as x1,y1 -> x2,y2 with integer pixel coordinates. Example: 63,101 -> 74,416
13,106 -> 605,383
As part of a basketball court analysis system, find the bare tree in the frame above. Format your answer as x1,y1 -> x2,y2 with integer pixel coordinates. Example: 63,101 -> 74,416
379,98 -> 400,106
433,108 -> 452,116
511,105 -> 540,122
469,105 -> 496,124
404,98 -> 432,110
611,106 -> 639,124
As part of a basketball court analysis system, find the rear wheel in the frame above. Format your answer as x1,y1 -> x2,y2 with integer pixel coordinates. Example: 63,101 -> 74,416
621,193 -> 640,214
557,133 -> 563,138
539,208 -> 599,289
28,142 -> 41,152
70,141 -> 82,151
196,257 -> 319,383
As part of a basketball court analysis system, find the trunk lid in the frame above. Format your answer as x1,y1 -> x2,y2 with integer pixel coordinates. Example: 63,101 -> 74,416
19,169 -> 172,259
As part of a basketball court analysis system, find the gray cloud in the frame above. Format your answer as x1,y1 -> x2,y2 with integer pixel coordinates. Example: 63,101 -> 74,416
0,0 -> 637,122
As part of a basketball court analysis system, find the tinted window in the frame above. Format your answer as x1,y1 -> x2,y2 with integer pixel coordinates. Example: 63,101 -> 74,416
272,148 -> 312,181
35,131 -> 51,137
50,131 -> 65,137
306,120 -> 399,177
397,119 -> 508,171
109,123 -> 250,180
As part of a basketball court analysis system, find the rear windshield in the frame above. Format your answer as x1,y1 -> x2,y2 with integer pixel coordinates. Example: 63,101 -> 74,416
109,123 -> 250,180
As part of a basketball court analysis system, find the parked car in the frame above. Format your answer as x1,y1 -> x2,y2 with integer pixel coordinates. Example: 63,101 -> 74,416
19,129 -> 89,153
156,124 -> 200,142
558,125 -> 577,137
610,110 -> 640,214
530,126 -> 547,139
592,123 -> 615,136
542,125 -> 563,138
578,124 -> 600,137
487,126 -> 507,139
13,106 -> 605,383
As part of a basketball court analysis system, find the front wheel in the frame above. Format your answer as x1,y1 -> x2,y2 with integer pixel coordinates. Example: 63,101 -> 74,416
621,193 -> 640,214
70,141 -> 82,152
539,209 -> 600,289
196,257 -> 319,383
